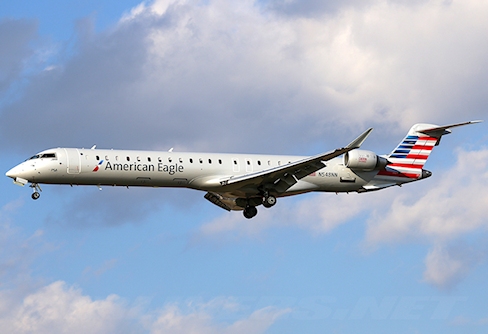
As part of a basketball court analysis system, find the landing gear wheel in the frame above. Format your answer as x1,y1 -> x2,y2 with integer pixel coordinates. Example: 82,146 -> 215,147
262,195 -> 277,208
243,206 -> 258,219
31,192 -> 40,200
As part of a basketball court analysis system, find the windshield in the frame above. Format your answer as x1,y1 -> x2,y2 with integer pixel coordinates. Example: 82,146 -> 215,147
26,153 -> 56,161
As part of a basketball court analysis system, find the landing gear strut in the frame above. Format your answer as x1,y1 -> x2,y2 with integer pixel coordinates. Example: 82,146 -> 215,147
30,183 -> 41,200
243,205 -> 257,219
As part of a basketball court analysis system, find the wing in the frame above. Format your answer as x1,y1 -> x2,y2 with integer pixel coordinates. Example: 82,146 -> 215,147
217,127 -> 373,196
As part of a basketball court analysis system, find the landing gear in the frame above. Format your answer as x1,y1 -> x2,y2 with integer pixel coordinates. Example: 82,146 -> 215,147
243,205 -> 258,219
30,183 -> 41,200
262,194 -> 277,208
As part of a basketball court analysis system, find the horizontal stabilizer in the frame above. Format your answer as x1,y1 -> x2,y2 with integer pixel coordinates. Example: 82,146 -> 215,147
419,120 -> 482,136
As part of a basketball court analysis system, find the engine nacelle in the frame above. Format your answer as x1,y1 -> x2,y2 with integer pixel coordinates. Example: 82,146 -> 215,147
344,149 -> 388,171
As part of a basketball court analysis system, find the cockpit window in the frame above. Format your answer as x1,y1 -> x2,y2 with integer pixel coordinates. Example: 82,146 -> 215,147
26,153 -> 56,161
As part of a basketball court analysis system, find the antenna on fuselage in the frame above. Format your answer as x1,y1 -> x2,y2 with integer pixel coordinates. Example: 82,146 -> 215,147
168,147 -> 174,152
91,145 -> 97,150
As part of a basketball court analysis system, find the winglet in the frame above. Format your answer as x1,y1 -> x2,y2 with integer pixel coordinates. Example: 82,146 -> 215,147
346,128 -> 373,149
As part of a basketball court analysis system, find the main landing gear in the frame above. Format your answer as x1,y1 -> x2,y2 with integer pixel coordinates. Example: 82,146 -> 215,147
30,183 -> 41,200
243,205 -> 258,219
242,194 -> 277,219
262,194 -> 277,208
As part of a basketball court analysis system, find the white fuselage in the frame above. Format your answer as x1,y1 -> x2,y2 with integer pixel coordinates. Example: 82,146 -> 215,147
7,147 -> 379,198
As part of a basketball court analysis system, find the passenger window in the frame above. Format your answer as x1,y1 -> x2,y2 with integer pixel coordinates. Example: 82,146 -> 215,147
234,160 -> 237,165
208,159 -> 212,164
115,156 -> 119,161
219,159 -> 222,164
190,158 -> 193,163
137,156 -> 141,162
105,155 -> 109,161
268,160 -> 271,166
158,157 -> 162,162
168,157 -> 172,163
127,156 -> 130,161
179,158 -> 183,163
257,161 -> 261,165
247,160 -> 250,165
96,156 -> 100,161
148,157 -> 152,162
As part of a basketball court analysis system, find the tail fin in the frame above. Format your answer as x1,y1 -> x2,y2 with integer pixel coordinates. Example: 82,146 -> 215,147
380,120 -> 482,180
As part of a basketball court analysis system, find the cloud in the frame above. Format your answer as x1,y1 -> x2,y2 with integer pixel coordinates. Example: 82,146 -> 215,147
44,186 -> 202,228
366,148 -> 488,244
0,281 -> 139,334
2,0 -> 487,156
0,18 -> 38,95
147,302 -> 290,334
422,243 -> 481,289
0,280 -> 289,334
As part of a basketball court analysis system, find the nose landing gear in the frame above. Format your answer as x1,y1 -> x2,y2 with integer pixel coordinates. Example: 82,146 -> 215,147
30,183 -> 42,200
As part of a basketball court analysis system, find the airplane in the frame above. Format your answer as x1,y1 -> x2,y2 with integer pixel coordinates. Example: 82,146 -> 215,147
5,120 -> 482,219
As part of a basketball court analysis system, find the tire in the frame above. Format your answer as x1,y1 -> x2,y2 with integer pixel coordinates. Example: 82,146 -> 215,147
243,206 -> 257,219
263,195 -> 276,208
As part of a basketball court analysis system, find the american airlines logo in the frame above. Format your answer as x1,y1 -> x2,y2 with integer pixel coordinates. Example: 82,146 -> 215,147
93,160 -> 104,172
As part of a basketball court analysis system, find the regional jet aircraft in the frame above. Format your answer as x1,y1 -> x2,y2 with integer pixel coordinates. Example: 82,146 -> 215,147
5,121 -> 481,218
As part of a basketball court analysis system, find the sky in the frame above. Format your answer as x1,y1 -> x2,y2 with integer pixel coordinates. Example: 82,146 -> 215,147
1,0 -> 488,333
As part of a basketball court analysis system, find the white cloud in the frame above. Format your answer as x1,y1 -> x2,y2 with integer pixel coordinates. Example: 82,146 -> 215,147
366,148 -> 488,244
146,301 -> 290,334
423,244 -> 469,289
0,281 -> 138,334
0,281 -> 289,334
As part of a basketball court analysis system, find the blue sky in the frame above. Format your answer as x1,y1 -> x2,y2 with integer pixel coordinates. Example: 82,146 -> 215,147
1,0 -> 488,333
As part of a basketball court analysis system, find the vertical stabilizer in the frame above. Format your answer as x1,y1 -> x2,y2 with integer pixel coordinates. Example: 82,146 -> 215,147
386,123 -> 440,175
378,121 -> 482,180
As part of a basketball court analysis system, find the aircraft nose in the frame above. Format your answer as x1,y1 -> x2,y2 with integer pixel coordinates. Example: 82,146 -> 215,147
6,165 -> 23,179
6,167 -> 17,178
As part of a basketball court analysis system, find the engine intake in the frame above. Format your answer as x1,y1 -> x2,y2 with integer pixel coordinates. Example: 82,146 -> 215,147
344,149 -> 388,171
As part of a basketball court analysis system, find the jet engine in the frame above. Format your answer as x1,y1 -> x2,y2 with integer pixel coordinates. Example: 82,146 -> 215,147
344,149 -> 389,171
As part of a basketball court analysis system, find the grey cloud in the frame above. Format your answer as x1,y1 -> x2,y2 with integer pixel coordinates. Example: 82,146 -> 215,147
45,186 -> 203,228
0,18 -> 38,95
263,0 -> 431,18
262,0 -> 375,17
0,3 -> 350,157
